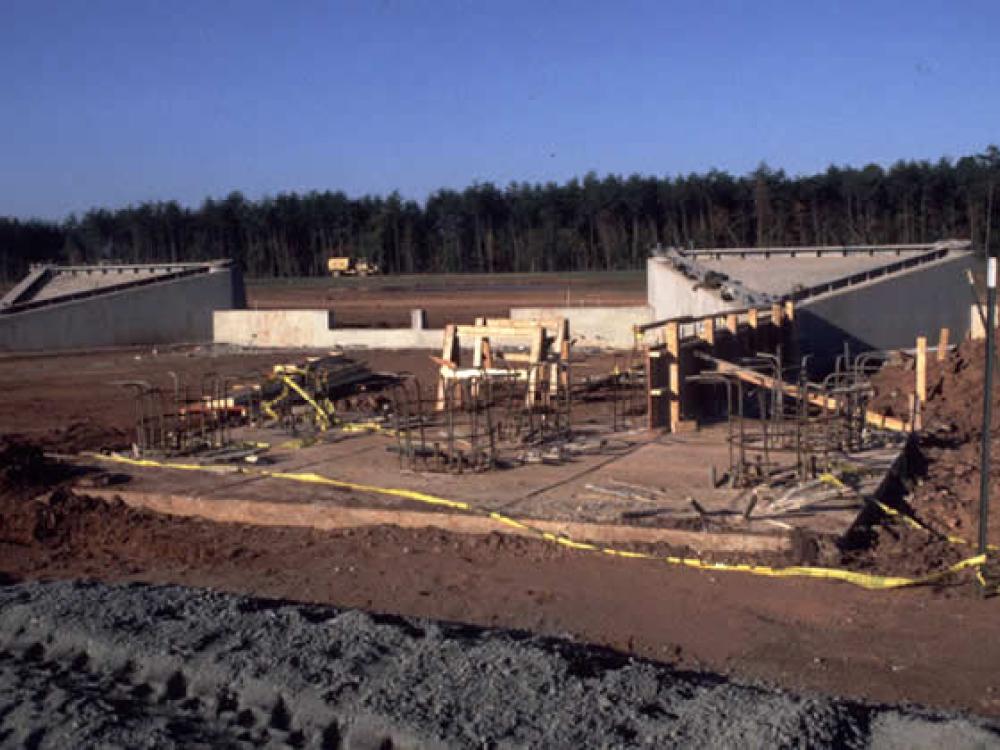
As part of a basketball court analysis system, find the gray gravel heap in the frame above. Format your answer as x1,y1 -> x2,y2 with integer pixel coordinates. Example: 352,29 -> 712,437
0,580 -> 997,748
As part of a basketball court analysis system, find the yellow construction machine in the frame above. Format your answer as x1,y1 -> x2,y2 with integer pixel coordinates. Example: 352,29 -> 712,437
327,256 -> 380,277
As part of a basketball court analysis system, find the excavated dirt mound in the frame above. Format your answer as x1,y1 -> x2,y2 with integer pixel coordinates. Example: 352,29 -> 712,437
2,579 -> 999,748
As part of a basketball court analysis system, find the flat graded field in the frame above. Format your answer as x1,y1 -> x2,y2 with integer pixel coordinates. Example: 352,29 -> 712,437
246,270 -> 647,327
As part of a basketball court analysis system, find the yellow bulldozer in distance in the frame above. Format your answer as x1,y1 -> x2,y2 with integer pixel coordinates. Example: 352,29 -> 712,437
327,256 -> 380,277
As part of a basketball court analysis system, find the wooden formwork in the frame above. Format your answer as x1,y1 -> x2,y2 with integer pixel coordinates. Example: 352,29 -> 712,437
637,301 -> 796,433
435,316 -> 570,410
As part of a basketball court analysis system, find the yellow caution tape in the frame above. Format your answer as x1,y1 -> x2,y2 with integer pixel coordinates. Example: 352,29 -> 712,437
83,452 -> 988,591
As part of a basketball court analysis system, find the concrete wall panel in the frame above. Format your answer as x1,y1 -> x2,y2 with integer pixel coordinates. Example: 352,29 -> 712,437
509,305 -> 651,348
214,310 -> 441,349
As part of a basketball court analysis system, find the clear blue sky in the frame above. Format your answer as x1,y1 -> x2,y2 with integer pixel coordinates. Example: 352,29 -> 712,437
2,0 -> 998,220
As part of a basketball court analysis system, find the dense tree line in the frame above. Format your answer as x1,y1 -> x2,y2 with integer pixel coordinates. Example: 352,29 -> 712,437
1,147 -> 998,283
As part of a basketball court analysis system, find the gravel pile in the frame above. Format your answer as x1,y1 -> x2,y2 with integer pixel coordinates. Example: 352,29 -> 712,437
0,580 -> 997,748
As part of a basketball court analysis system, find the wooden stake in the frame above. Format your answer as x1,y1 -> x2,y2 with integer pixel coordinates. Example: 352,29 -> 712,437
937,327 -> 949,361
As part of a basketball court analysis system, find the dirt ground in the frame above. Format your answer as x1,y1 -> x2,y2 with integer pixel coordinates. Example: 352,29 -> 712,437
246,271 -> 646,327
2,339 -> 1000,726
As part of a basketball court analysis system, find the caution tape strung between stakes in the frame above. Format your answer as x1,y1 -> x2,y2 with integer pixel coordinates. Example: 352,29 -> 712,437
83,451 -> 987,592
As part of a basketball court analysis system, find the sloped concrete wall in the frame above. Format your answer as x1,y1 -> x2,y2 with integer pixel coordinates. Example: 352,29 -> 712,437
797,252 -> 974,368
0,269 -> 242,352
509,305 -> 651,348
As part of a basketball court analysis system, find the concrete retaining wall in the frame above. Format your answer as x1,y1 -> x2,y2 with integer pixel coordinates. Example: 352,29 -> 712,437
797,251 -> 974,368
0,269 -> 241,352
214,310 -> 442,349
217,306 -> 651,351
509,305 -> 651,348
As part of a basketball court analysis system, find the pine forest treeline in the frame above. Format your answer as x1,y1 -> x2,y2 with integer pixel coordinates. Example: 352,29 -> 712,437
1,147 -> 998,282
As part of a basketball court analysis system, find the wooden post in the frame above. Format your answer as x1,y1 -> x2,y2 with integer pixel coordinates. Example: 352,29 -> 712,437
916,335 -> 927,405
700,316 -> 715,347
646,348 -> 667,431
550,318 -> 569,394
783,300 -> 795,323
665,321 -> 681,432
436,325 -> 459,410
746,308 -> 759,355
472,317 -> 486,367
937,327 -> 950,361
770,303 -> 783,349
782,300 -> 797,367
526,325 -> 545,407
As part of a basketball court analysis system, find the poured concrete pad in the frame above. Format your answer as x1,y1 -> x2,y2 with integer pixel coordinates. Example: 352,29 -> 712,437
75,423 -> 905,556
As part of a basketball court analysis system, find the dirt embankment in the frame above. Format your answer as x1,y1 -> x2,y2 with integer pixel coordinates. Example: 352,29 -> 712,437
871,339 -> 1000,541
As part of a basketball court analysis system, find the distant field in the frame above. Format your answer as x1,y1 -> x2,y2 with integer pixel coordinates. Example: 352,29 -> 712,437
246,270 -> 647,327
247,270 -> 644,290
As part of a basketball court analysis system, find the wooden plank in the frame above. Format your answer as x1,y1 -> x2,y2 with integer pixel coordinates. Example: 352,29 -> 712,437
916,336 -> 927,403
455,325 -> 543,338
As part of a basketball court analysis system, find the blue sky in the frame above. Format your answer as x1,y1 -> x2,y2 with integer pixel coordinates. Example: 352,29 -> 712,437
1,0 -> 998,220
